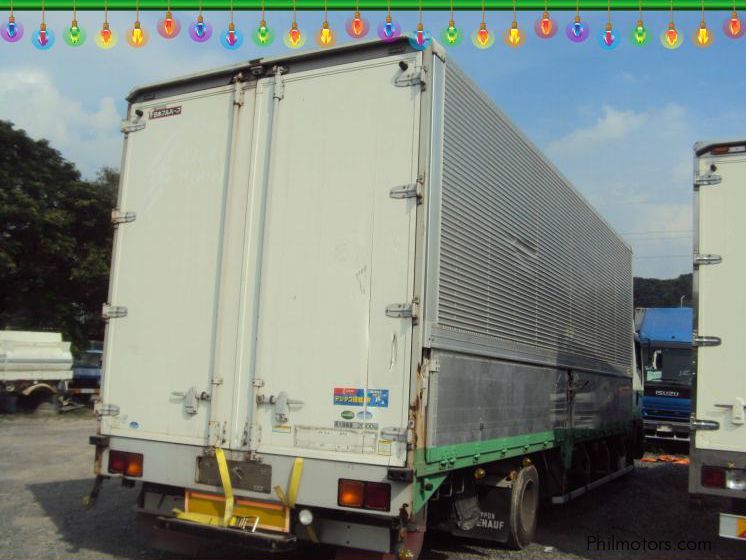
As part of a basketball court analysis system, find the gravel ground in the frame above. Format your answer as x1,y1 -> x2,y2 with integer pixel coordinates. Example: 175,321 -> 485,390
1,413 -> 743,560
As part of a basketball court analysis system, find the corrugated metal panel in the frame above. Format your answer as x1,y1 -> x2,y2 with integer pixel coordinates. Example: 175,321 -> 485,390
436,62 -> 633,375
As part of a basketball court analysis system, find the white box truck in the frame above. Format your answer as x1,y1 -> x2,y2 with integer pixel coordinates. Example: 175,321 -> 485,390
0,330 -> 73,412
690,140 -> 746,541
91,38 -> 640,558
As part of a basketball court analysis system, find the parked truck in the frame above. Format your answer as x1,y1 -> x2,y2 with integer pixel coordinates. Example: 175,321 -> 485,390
637,307 -> 693,442
0,330 -> 73,413
91,38 -> 641,558
689,140 -> 746,541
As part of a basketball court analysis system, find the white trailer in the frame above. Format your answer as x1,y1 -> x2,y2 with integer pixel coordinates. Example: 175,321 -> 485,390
690,140 -> 746,541
0,331 -> 73,412
92,38 -> 639,558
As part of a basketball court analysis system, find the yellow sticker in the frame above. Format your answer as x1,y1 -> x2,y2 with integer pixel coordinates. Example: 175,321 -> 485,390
272,425 -> 291,433
378,439 -> 392,456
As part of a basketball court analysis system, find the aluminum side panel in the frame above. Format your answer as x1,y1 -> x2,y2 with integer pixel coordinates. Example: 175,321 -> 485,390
426,351 -> 568,450
425,351 -> 632,452
431,62 -> 633,377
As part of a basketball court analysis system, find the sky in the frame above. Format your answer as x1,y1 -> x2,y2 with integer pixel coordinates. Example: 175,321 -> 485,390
1,9 -> 744,279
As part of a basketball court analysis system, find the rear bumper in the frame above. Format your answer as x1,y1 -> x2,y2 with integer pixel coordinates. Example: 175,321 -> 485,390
156,516 -> 298,552
643,419 -> 690,441
138,484 -> 396,554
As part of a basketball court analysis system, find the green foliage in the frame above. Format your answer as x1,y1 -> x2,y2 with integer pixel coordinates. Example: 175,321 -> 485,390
634,273 -> 693,309
0,121 -> 118,354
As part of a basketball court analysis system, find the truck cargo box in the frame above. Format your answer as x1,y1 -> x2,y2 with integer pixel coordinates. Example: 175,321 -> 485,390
95,38 -> 637,557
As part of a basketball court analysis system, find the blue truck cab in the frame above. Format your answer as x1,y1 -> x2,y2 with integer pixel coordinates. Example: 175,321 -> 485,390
637,307 -> 693,442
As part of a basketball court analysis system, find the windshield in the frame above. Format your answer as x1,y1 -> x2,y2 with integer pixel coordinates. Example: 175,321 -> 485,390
76,351 -> 103,368
644,347 -> 692,386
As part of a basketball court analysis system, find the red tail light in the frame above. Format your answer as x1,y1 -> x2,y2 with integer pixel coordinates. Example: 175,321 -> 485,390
702,465 -> 725,488
338,479 -> 391,511
364,482 -> 391,511
108,450 -> 144,477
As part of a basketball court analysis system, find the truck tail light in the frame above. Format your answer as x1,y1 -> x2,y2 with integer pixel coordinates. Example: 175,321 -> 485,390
108,451 -> 144,477
338,479 -> 391,511
338,479 -> 365,508
364,482 -> 391,511
702,465 -> 725,488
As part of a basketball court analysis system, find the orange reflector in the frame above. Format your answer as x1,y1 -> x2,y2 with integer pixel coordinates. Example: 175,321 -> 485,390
125,453 -> 144,477
338,479 -> 365,508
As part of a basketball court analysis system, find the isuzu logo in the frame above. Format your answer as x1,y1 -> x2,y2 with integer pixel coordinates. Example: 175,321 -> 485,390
655,390 -> 680,397
149,106 -> 182,119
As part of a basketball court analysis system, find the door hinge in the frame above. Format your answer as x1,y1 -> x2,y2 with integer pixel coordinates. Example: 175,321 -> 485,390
395,63 -> 427,90
690,416 -> 720,431
95,403 -> 120,417
247,423 -> 261,449
121,119 -> 146,134
111,209 -> 136,226
102,303 -> 128,319
694,253 -> 722,266
381,427 -> 408,442
693,335 -> 722,347
715,398 -> 746,425
694,173 -> 722,188
272,65 -> 285,100
385,299 -> 419,323
390,174 -> 424,203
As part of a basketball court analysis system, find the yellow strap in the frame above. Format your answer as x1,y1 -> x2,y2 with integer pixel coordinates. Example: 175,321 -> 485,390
215,448 -> 234,526
274,485 -> 288,506
306,524 -> 319,543
287,457 -> 304,509
274,457 -> 304,508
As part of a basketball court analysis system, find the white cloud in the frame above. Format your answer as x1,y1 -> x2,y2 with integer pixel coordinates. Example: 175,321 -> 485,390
547,106 -> 648,159
544,104 -> 694,279
0,68 -> 122,179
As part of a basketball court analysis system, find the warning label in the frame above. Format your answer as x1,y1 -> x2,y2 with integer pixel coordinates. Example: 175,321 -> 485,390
333,388 -> 389,408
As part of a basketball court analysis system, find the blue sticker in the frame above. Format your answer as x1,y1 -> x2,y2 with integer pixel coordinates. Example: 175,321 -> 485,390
333,387 -> 389,408
129,421 -> 139,430
357,410 -> 373,420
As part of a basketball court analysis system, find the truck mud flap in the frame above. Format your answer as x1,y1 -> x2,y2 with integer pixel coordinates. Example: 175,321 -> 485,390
156,516 -> 298,552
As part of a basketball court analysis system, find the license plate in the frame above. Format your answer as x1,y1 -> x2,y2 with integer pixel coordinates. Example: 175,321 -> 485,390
196,456 -> 272,494
185,491 -> 289,533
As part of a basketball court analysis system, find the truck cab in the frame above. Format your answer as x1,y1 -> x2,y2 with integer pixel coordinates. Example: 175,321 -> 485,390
637,307 -> 693,442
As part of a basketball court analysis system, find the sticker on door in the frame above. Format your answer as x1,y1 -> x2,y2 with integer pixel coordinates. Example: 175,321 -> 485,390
333,388 -> 389,408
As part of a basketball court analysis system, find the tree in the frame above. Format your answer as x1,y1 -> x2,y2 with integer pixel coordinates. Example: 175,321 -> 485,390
633,273 -> 692,309
0,121 -> 118,353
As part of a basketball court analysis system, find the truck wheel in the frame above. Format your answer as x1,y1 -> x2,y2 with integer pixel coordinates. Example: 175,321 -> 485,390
506,465 -> 539,550
334,530 -> 424,560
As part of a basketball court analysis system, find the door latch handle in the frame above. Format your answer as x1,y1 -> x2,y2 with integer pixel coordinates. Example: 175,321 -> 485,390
715,398 -> 746,425
171,387 -> 210,415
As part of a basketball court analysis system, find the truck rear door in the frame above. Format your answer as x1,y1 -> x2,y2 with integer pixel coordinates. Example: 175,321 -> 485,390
695,145 -> 746,453
101,88 -> 238,446
245,55 -> 422,467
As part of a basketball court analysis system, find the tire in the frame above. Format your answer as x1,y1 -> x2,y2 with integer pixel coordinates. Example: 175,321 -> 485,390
506,465 -> 539,550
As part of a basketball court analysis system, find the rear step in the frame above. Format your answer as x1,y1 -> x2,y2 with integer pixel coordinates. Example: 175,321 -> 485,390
156,516 -> 297,552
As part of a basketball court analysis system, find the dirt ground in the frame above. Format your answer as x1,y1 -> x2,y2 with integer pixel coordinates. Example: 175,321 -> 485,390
1,412 -> 743,560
